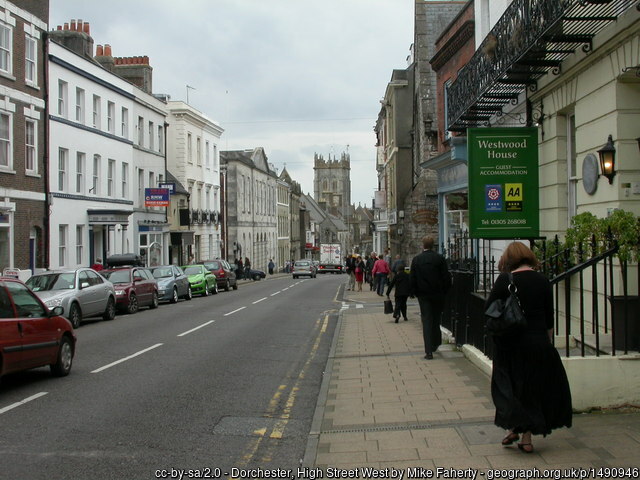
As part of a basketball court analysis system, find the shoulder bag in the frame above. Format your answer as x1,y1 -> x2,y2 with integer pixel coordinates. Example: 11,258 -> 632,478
484,272 -> 526,335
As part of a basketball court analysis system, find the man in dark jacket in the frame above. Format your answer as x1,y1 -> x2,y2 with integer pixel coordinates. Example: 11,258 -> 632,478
410,236 -> 451,359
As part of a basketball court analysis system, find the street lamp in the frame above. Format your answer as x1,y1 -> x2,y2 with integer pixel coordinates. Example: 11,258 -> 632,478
597,135 -> 616,184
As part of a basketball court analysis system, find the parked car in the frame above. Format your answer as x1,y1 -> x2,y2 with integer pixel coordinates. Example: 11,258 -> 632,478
0,277 -> 76,378
198,259 -> 238,291
247,268 -> 266,281
149,265 -> 192,303
26,268 -> 116,328
101,267 -> 159,314
292,260 -> 316,279
181,265 -> 218,296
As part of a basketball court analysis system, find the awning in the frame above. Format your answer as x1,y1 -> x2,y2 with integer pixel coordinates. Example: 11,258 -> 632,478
87,209 -> 132,225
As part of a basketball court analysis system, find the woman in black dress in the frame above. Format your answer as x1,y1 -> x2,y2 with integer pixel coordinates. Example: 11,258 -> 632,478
486,242 -> 572,453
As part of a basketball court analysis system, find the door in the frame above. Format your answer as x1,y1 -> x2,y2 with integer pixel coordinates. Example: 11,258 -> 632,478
0,284 -> 21,374
4,281 -> 57,369
132,269 -> 150,305
78,270 -> 103,316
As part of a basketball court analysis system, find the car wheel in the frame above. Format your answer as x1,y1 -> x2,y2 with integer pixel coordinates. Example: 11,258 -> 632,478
184,286 -> 193,301
212,283 -> 218,295
68,303 -> 82,329
50,336 -> 73,377
150,291 -> 159,309
224,280 -> 230,292
127,293 -> 139,314
103,297 -> 116,321
170,287 -> 179,304
232,281 -> 238,290
293,275 -> 297,279
254,274 -> 260,281
203,284 -> 210,297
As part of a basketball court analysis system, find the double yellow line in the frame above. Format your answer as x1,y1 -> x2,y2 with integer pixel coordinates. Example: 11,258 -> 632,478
232,314 -> 330,473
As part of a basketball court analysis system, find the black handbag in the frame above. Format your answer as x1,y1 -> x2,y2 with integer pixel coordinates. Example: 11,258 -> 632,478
485,272 -> 526,335
384,299 -> 394,314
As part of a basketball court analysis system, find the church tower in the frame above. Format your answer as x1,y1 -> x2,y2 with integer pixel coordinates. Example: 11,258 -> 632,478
313,152 -> 351,219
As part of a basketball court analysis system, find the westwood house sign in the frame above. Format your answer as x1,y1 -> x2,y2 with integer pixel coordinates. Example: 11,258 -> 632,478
468,127 -> 539,239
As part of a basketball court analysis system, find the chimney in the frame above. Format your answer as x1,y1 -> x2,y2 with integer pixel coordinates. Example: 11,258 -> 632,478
113,54 -> 153,94
49,19 -> 94,61
94,43 -> 115,72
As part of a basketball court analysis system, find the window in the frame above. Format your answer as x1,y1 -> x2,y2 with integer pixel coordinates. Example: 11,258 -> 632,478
148,121 -> 154,150
0,22 -> 11,75
107,101 -> 115,133
187,133 -> 193,163
121,107 -> 129,138
76,225 -> 83,265
122,162 -> 128,198
76,152 -> 85,194
25,119 -> 37,173
75,88 -> 85,123
205,141 -> 210,168
25,35 -> 37,85
567,113 -> 578,223
443,79 -> 452,141
157,125 -> 164,153
107,159 -> 115,196
92,154 -> 100,195
213,144 -> 218,171
59,225 -> 68,267
58,81 -> 68,117
58,148 -> 68,191
138,168 -> 145,206
137,116 -> 144,145
196,137 -> 201,165
5,281 -> 46,318
0,112 -> 10,168
92,95 -> 101,128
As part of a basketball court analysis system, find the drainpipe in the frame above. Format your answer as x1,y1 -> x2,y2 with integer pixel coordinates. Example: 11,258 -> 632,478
43,32 -> 50,269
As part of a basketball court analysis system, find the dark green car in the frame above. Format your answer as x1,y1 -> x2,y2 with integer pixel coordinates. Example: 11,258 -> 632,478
181,265 -> 217,296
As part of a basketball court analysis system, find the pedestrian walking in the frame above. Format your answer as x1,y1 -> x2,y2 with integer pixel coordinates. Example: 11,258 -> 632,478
236,258 -> 244,279
354,255 -> 366,291
365,252 -> 376,291
410,236 -> 451,359
486,242 -> 572,454
345,255 -> 356,291
244,257 -> 251,279
386,260 -> 411,322
372,253 -> 391,296
268,259 -> 275,275
90,258 -> 104,271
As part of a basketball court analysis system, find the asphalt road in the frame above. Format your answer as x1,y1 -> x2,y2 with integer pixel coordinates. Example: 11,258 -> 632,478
0,273 -> 344,479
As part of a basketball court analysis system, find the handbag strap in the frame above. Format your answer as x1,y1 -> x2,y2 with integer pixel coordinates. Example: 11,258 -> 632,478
507,272 -> 524,312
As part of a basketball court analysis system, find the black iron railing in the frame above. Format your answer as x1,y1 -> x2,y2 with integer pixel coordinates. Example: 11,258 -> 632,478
441,233 -> 639,357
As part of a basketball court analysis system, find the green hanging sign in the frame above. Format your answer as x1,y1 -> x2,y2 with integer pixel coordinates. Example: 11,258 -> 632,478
468,127 -> 539,239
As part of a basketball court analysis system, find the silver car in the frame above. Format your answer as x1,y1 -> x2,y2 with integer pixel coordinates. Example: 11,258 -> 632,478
292,260 -> 317,279
26,268 -> 117,328
150,265 -> 192,303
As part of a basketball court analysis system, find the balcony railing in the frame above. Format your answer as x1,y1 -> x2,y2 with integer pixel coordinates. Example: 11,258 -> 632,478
447,0 -> 638,132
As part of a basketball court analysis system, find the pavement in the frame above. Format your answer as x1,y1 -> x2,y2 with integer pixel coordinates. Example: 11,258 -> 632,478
302,282 -> 640,476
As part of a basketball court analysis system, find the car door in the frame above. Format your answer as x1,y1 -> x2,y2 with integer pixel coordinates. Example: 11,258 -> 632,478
85,269 -> 110,316
0,283 -> 22,374
173,266 -> 188,296
132,268 -> 150,305
76,270 -> 99,317
4,280 -> 59,369
223,260 -> 236,284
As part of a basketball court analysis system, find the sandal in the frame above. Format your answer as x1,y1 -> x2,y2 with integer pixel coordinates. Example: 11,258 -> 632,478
517,442 -> 534,453
501,432 -> 519,446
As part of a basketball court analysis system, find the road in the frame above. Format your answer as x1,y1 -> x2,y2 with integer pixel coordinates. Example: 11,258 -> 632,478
0,273 -> 344,479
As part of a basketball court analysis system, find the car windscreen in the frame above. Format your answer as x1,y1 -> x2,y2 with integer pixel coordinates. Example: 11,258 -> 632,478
26,273 -> 76,291
102,270 -> 131,284
295,262 -> 310,266
183,266 -> 203,276
203,262 -> 221,271
151,267 -> 173,279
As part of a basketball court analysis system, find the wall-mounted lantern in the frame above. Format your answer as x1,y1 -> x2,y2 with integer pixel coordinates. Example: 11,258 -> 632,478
597,135 -> 616,184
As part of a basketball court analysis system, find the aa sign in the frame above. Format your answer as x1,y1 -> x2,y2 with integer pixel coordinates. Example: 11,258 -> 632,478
467,128 -> 539,239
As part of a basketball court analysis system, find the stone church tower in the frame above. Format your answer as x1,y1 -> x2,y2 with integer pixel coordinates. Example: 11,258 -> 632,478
313,152 -> 351,219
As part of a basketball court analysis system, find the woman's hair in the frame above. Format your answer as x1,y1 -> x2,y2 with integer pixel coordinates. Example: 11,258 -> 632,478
498,242 -> 539,273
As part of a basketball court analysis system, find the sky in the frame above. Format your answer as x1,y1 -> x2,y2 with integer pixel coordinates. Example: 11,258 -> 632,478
50,0 -> 415,207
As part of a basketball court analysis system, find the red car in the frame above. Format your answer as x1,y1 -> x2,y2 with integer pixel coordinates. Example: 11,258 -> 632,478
101,267 -> 159,314
0,277 -> 76,379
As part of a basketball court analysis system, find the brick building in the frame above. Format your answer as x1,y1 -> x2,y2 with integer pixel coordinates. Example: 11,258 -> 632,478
0,1 -> 48,276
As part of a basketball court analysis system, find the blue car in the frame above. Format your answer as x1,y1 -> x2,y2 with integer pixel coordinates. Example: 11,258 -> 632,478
150,265 -> 192,303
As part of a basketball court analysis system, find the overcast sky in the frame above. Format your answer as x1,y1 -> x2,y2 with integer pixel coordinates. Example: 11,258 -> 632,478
50,0 -> 414,207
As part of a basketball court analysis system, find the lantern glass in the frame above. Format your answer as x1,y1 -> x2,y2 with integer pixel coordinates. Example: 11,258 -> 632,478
597,135 -> 616,184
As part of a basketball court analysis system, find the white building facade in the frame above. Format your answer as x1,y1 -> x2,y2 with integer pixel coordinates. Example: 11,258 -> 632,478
165,101 -> 223,263
48,30 -> 169,269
